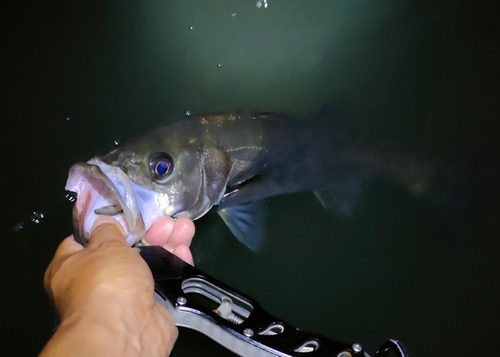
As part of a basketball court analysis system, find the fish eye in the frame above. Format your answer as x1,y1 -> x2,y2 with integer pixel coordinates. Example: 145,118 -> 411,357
149,152 -> 174,181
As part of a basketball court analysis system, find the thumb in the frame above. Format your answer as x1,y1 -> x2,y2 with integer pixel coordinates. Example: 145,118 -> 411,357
88,216 -> 127,248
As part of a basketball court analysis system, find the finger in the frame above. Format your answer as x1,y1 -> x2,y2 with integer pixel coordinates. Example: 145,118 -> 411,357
154,303 -> 179,352
144,217 -> 176,246
88,216 -> 127,248
167,217 -> 195,248
172,244 -> 194,265
47,235 -> 83,276
44,235 -> 83,295
55,235 -> 85,257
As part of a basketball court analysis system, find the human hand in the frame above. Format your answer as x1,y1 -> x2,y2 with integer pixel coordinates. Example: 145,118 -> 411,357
143,216 -> 194,264
40,216 -> 195,357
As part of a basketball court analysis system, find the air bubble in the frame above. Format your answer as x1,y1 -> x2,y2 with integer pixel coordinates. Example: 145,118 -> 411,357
189,26 -> 194,30
65,192 -> 77,203
113,138 -> 120,146
217,63 -> 222,68
30,210 -> 45,224
13,222 -> 24,232
256,0 -> 268,9
66,117 -> 71,121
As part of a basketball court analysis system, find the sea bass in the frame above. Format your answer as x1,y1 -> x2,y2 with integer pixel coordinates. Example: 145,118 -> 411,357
66,111 -> 435,250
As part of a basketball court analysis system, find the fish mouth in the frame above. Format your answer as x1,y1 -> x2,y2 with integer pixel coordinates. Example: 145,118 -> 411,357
65,158 -> 146,246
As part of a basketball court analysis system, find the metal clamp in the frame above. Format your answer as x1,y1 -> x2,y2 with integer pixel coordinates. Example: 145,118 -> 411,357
139,246 -> 408,357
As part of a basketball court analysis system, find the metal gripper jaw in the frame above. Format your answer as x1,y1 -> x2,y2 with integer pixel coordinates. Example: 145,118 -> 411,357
139,246 -> 408,357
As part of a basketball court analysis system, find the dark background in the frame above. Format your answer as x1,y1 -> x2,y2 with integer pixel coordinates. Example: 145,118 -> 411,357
1,1 -> 499,356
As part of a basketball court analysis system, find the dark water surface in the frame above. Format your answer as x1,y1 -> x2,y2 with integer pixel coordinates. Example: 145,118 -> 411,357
2,1 -> 499,356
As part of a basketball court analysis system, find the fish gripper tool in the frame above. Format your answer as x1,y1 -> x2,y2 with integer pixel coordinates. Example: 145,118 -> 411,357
139,246 -> 409,357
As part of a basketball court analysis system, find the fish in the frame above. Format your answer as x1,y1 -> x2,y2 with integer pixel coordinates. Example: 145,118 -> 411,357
66,110 -> 451,250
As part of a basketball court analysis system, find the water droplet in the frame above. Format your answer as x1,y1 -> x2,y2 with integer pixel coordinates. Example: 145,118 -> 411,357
256,0 -> 268,8
13,222 -> 24,232
113,138 -> 120,146
217,63 -> 222,68
189,26 -> 194,30
30,210 -> 45,224
65,191 -> 77,203
185,110 -> 192,116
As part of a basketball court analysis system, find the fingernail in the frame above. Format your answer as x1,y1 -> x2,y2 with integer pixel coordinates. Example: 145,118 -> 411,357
90,216 -> 126,236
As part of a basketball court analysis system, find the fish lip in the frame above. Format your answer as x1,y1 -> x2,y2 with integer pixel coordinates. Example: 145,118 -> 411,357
66,158 -> 146,245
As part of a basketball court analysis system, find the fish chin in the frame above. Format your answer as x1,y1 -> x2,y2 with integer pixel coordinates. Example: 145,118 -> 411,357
65,158 -> 146,246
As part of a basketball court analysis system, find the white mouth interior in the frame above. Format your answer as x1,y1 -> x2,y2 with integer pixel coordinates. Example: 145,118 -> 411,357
65,158 -> 146,245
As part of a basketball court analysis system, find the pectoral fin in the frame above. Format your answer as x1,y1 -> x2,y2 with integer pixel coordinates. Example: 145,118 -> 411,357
217,201 -> 265,251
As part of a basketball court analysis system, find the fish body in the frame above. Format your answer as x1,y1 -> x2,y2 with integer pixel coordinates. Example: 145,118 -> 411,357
66,111 -> 434,249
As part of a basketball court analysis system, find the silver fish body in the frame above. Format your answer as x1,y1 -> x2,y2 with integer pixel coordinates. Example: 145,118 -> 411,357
66,112 -> 434,249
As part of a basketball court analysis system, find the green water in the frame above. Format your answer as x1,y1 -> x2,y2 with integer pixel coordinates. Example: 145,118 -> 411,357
2,1 -> 499,356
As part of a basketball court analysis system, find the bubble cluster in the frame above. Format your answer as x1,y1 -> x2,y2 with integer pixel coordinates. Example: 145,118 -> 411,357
65,191 -> 77,203
12,207 -> 51,234
30,210 -> 45,224
256,0 -> 268,9
185,110 -> 192,116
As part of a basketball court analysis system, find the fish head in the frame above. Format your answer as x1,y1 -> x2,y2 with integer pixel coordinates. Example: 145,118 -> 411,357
65,126 -> 232,246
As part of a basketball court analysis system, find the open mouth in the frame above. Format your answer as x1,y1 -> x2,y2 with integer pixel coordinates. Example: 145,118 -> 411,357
65,158 -> 146,246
